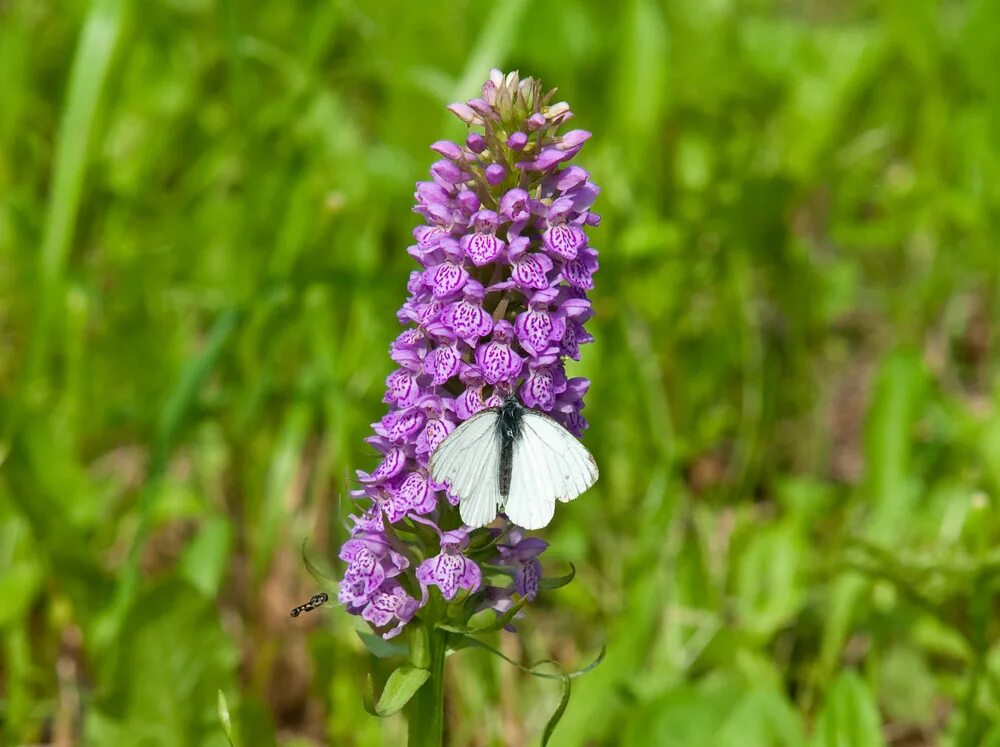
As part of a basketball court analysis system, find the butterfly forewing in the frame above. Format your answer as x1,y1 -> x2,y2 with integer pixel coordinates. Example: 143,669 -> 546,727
503,411 -> 599,530
429,408 -> 503,528
506,430 -> 556,529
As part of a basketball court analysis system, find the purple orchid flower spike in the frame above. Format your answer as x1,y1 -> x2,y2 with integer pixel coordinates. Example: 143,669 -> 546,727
337,69 -> 598,647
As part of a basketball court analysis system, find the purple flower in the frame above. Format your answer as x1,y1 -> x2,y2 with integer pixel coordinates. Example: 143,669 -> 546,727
393,471 -> 437,516
360,580 -> 422,639
506,131 -> 528,150
485,164 -> 506,185
440,295 -> 493,345
338,68 -> 598,638
338,532 -> 409,606
466,133 -> 487,153
543,223 -> 587,260
416,530 -> 482,600
498,529 -> 548,600
461,210 -> 505,266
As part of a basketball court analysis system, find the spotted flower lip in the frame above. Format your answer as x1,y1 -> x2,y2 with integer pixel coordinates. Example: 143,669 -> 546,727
416,529 -> 482,600
338,68 -> 599,639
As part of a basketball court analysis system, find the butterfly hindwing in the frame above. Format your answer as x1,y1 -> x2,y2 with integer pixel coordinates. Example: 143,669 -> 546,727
503,411 -> 599,530
429,408 -> 502,528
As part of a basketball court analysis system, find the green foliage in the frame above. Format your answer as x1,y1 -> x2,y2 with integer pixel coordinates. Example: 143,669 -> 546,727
2,0 -> 999,745
364,667 -> 431,718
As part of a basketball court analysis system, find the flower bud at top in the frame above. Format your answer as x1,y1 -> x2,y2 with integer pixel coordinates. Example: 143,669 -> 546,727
485,164 -> 506,185
506,131 -> 528,150
558,130 -> 592,150
525,112 -> 546,130
466,133 -> 487,153
431,140 -> 463,160
448,102 -> 480,125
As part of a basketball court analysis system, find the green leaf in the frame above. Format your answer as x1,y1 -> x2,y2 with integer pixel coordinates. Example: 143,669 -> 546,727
356,629 -> 409,659
716,691 -> 807,747
541,665 -> 571,747
621,676 -> 807,747
217,690 -> 236,747
621,676 -> 746,747
0,561 -> 42,628
180,517 -> 233,598
85,579 -> 239,746
408,623 -> 430,668
436,594 -> 528,635
734,522 -> 804,637
364,666 -> 431,718
256,402 -> 313,579
539,562 -> 576,591
29,0 -> 129,386
812,671 -> 885,747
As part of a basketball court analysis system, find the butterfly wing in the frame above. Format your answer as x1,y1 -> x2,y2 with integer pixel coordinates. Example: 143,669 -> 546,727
504,411 -> 599,530
429,408 -> 502,528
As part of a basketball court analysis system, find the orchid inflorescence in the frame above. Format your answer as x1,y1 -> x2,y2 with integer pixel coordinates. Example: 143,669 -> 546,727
338,69 -> 599,641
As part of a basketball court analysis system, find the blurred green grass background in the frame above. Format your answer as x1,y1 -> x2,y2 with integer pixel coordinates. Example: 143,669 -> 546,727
2,0 -> 1000,745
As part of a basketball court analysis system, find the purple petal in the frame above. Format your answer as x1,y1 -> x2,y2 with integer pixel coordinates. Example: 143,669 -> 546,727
462,233 -> 504,266
467,97 -> 497,119
367,448 -> 407,483
514,308 -> 555,356
543,224 -> 586,260
558,129 -> 592,150
431,159 -> 466,184
385,408 -> 426,441
455,385 -> 484,419
525,112 -> 546,130
534,148 -> 572,170
457,190 -> 480,214
512,253 -> 554,290
515,560 -> 541,599
485,164 -> 506,185
428,345 -> 461,385
442,299 -> 493,343
500,189 -> 531,223
430,140 -> 462,160
512,537 -> 549,561
428,261 -> 469,298
562,257 -> 595,289
395,472 -> 435,515
520,367 -> 555,410
506,131 -> 528,150
417,417 -> 453,455
447,102 -> 480,124
466,133 -> 487,153
384,369 -> 420,407
460,557 -> 483,593
476,341 -> 524,385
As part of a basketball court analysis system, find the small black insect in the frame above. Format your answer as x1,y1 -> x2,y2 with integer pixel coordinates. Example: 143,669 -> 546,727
290,592 -> 329,618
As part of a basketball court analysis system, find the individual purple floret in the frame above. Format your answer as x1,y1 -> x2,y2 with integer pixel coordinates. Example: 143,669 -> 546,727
338,69 -> 599,639
416,529 -> 483,600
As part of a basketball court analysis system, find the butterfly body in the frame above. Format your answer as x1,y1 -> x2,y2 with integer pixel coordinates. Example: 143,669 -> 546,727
430,395 -> 598,530
496,395 -> 524,499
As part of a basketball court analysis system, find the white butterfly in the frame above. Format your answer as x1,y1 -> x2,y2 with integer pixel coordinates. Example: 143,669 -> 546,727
429,396 -> 598,530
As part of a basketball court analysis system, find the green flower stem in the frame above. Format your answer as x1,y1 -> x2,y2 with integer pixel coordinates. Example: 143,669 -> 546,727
407,627 -> 446,747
